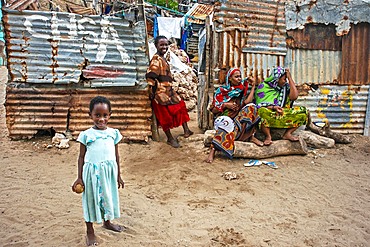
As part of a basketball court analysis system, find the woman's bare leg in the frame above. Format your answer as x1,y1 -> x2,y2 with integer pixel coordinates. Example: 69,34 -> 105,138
282,127 -> 299,141
238,126 -> 264,146
165,130 -> 180,148
249,135 -> 264,146
261,124 -> 273,145
236,123 -> 248,141
205,147 -> 216,163
182,122 -> 194,138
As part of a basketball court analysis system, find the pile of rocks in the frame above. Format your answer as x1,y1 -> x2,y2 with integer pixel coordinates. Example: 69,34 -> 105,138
167,44 -> 198,111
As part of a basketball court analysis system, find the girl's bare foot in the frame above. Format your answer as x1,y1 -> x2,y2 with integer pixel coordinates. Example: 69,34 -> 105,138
282,134 -> 299,142
103,221 -> 124,232
86,233 -> 98,246
250,135 -> 264,147
263,136 -> 273,146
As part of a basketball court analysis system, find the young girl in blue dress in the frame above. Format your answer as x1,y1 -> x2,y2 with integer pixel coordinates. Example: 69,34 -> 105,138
72,96 -> 125,246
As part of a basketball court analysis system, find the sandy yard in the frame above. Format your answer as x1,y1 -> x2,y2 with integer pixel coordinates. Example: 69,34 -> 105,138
0,66 -> 369,247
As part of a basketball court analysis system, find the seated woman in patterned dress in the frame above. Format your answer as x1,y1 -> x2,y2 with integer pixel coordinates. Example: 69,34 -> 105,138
205,68 -> 263,163
254,67 -> 308,145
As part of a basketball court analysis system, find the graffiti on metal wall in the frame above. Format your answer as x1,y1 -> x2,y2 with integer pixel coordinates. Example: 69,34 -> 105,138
316,88 -> 353,128
24,13 -> 130,64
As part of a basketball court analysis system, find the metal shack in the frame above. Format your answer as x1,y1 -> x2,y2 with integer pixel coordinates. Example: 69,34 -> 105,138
199,0 -> 370,135
2,1 -> 152,141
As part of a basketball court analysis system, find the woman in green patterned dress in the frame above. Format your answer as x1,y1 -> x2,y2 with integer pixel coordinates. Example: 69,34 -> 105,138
255,67 -> 308,145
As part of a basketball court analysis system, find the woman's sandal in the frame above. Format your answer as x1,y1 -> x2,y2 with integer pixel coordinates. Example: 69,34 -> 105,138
167,139 -> 180,148
183,130 -> 194,138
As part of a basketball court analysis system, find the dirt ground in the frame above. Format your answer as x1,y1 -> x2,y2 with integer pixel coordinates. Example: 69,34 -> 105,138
0,65 -> 370,247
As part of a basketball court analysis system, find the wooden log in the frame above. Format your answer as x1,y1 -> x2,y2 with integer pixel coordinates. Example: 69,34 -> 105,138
204,131 -> 308,159
178,134 -> 206,143
306,113 -> 351,144
232,137 -> 308,159
298,130 -> 335,149
204,130 -> 215,147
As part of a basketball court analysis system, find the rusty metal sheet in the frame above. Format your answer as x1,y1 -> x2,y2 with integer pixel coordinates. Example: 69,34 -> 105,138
3,9 -> 148,87
285,48 -> 342,85
286,24 -> 342,51
296,85 -> 369,134
0,1 -> 5,66
341,23 -> 370,85
213,0 -> 287,55
285,0 -> 370,36
185,3 -> 214,24
5,86 -> 152,141
212,26 -> 285,85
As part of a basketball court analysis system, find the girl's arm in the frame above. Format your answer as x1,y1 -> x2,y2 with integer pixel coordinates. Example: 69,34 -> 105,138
286,68 -> 299,101
115,144 -> 125,189
72,144 -> 86,191
77,144 -> 86,180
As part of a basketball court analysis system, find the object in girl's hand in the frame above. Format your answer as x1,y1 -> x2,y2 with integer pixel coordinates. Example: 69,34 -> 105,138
74,183 -> 84,194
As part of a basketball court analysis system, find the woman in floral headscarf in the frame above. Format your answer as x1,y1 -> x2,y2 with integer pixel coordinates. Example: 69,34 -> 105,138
205,68 -> 262,163
255,67 -> 308,145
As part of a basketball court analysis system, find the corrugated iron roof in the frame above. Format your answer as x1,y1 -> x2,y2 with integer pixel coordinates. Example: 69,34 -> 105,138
185,3 -> 214,24
285,0 -> 370,35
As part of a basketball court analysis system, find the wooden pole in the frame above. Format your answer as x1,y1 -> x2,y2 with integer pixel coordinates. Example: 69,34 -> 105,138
151,110 -> 160,141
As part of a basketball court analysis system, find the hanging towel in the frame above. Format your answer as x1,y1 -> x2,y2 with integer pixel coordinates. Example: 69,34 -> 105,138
157,17 -> 183,39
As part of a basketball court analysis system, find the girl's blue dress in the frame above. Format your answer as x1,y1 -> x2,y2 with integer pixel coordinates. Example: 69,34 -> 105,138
77,127 -> 122,223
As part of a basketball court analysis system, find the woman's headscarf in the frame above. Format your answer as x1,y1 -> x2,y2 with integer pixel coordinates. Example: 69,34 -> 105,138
213,68 -> 248,111
255,66 -> 290,107
264,67 -> 286,88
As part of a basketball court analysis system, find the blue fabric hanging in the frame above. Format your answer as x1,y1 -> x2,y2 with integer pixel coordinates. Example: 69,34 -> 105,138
153,14 -> 160,39
180,15 -> 192,50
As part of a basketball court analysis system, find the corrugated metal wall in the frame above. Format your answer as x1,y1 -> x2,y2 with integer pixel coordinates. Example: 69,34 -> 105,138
3,9 -> 148,86
199,0 -> 370,134
286,49 -> 342,85
0,1 -> 5,66
3,8 -> 152,140
69,89 -> 151,141
296,85 -> 369,134
211,0 -> 287,85
341,23 -> 370,85
285,0 -> 370,36
6,86 -> 152,140
213,0 -> 287,54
